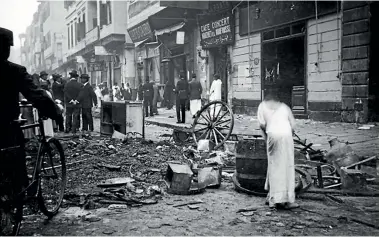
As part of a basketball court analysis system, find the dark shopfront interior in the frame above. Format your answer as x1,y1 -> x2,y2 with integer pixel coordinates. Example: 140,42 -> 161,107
261,23 -> 306,117
369,2 -> 379,121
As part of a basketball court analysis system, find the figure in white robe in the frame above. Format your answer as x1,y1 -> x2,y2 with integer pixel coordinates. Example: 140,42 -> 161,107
94,86 -> 103,108
209,76 -> 222,119
257,95 -> 298,210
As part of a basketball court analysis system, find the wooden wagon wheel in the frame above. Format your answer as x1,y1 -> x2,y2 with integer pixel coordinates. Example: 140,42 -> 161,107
192,100 -> 234,149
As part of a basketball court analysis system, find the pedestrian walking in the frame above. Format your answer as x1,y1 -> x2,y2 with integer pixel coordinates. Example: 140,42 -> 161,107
188,73 -> 202,118
257,93 -> 299,210
51,74 -> 65,132
142,77 -> 154,117
121,82 -> 132,100
175,73 -> 189,123
152,81 -> 160,115
63,70 -> 82,134
77,74 -> 97,134
209,73 -> 222,119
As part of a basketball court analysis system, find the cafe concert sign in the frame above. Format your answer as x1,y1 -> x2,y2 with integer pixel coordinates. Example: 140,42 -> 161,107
198,11 -> 235,48
127,20 -> 153,43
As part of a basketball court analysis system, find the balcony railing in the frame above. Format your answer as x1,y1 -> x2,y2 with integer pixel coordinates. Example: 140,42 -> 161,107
85,26 -> 99,46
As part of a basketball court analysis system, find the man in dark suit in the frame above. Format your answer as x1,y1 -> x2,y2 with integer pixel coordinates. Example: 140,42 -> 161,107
63,70 -> 82,134
142,77 -> 154,117
77,74 -> 97,133
51,74 -> 65,132
1,27 -> 60,210
175,73 -> 189,123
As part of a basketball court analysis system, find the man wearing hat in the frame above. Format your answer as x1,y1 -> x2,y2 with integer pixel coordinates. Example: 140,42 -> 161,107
188,73 -> 203,118
77,74 -> 97,134
175,72 -> 189,123
39,71 -> 51,90
52,74 -> 65,132
0,27 -> 60,225
63,70 -> 82,134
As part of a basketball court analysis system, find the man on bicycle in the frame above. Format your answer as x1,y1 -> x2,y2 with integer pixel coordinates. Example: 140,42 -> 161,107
0,27 -> 61,199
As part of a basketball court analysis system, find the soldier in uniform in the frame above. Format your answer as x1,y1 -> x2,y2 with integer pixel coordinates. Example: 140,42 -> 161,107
0,27 -> 60,228
175,72 -> 189,123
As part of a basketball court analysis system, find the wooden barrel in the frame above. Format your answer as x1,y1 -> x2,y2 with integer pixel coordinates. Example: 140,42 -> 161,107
235,137 -> 268,192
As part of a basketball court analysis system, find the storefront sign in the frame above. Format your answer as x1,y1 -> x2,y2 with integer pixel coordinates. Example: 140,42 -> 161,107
198,11 -> 235,48
127,20 -> 153,43
88,62 -> 105,72
239,1 -> 338,35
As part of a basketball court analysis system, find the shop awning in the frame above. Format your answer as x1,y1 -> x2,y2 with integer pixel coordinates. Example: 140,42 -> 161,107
135,38 -> 149,48
154,22 -> 185,36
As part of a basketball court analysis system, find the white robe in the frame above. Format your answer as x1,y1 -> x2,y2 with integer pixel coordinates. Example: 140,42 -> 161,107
257,101 -> 296,205
209,79 -> 222,119
94,87 -> 103,108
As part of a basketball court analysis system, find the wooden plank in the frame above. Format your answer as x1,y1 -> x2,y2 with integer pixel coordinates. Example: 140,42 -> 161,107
308,17 -> 340,35
343,1 -> 368,11
308,71 -> 340,83
342,85 -> 369,97
308,40 -> 339,54
308,91 -> 341,102
342,59 -> 369,73
308,30 -> 339,44
343,20 -> 369,36
342,97 -> 368,111
342,32 -> 370,48
308,80 -> 342,92
341,72 -> 369,85
308,101 -> 342,111
343,6 -> 369,23
342,46 -> 368,60
308,50 -> 339,64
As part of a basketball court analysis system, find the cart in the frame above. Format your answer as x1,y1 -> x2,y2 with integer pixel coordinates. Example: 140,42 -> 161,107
191,100 -> 235,150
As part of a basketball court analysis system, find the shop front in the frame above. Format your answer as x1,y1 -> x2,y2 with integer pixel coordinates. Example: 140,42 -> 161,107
197,2 -> 235,104
235,1 -> 340,118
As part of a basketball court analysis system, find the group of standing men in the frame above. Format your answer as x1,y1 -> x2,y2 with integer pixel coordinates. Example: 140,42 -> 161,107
37,70 -> 97,135
141,72 -> 222,124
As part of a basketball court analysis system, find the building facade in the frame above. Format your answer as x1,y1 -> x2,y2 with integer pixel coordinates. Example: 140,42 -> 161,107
19,1 -> 67,75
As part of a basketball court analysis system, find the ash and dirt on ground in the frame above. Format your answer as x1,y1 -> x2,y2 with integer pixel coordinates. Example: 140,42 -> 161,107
20,123 -> 379,236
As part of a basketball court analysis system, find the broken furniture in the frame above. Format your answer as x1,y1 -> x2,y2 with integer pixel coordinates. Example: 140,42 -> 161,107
100,100 -> 144,138
165,163 -> 205,195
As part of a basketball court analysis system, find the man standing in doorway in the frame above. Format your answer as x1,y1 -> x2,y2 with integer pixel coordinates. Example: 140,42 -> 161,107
189,73 -> 202,118
209,73 -> 222,119
142,77 -> 154,117
175,73 -> 189,123
78,74 -> 97,134
64,70 -> 82,134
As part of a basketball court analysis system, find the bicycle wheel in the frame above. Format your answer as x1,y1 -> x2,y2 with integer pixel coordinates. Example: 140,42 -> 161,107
37,138 -> 66,217
0,149 -> 24,236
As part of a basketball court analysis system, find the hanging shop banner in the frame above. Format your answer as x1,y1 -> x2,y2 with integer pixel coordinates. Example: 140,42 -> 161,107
239,1 -> 338,35
127,20 -> 154,43
198,11 -> 235,49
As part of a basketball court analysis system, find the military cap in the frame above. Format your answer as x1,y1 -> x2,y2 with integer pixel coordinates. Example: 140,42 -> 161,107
69,70 -> 79,77
80,74 -> 90,79
40,71 -> 48,77
0,27 -> 14,46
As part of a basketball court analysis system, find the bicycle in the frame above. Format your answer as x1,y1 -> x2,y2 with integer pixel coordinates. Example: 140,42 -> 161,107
0,103 -> 67,235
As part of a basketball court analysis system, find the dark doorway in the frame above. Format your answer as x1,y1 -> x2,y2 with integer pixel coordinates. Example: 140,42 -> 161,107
369,2 -> 379,121
211,46 -> 228,102
262,35 -> 306,114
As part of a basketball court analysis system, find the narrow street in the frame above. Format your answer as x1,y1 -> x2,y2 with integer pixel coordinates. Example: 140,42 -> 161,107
19,114 -> 379,236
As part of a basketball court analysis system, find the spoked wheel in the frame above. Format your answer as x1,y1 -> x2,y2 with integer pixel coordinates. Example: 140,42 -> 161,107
192,100 -> 234,149
0,151 -> 25,236
37,138 -> 66,217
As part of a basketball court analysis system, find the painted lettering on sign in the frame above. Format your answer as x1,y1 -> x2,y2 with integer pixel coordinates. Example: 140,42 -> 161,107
128,21 -> 153,43
198,11 -> 234,48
